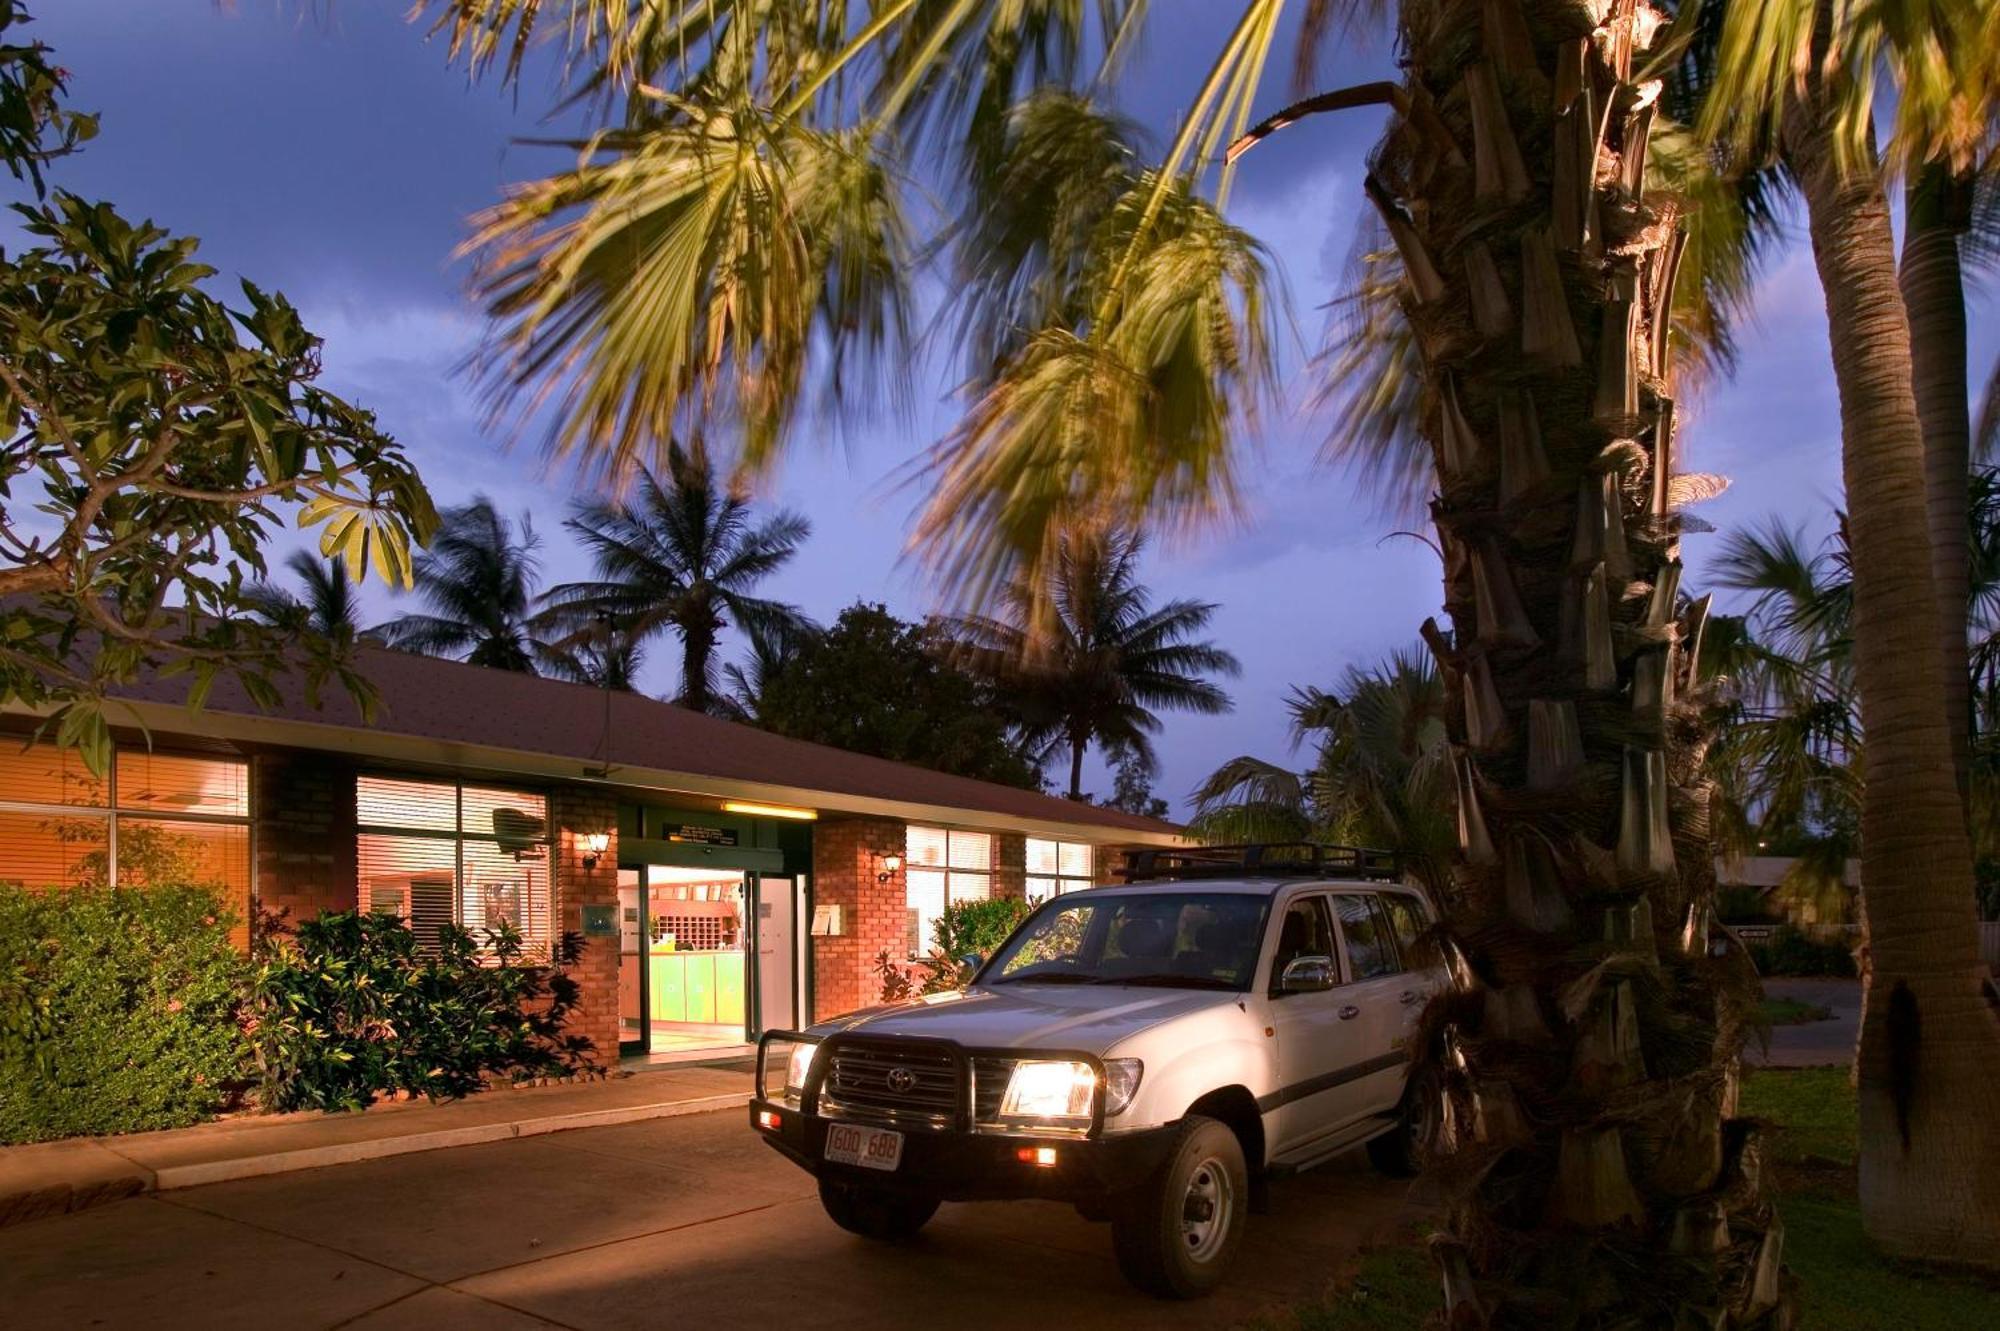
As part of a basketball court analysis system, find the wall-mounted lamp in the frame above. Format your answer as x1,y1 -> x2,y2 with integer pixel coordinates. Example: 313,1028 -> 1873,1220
581,831 -> 611,869
875,853 -> 903,883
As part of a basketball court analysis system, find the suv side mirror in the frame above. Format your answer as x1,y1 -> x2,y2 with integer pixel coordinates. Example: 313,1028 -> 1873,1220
959,951 -> 985,974
1278,955 -> 1337,994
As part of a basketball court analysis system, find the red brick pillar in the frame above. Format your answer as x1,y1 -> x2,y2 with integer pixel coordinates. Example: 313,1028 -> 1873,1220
993,832 -> 1027,901
811,817 -> 907,1020
552,786 -> 620,1063
253,749 -> 358,929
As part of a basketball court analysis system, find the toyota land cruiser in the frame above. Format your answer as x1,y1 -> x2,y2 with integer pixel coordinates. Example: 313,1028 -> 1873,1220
749,844 -> 1446,1298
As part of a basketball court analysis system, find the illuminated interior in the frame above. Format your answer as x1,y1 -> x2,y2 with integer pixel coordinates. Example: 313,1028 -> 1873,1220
619,865 -> 749,1054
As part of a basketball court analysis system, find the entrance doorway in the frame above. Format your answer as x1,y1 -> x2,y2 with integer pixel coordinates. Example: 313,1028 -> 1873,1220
620,865 -> 749,1055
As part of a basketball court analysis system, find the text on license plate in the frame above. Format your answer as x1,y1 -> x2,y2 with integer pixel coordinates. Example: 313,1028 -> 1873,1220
824,1123 -> 903,1172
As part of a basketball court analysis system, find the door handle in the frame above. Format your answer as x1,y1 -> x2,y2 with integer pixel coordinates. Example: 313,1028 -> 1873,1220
1400,990 -> 1422,1006
1338,1004 -> 1361,1021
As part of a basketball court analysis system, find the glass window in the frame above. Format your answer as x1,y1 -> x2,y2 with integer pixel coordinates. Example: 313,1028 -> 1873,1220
357,776 -> 553,956
1378,892 -> 1434,969
1025,837 -> 1095,903
988,892 -> 1269,991
1271,895 -> 1335,986
905,827 -> 993,956
1334,893 -> 1399,980
0,743 -> 250,943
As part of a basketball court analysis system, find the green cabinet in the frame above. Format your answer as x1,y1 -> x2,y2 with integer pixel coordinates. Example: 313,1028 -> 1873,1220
647,951 -> 746,1027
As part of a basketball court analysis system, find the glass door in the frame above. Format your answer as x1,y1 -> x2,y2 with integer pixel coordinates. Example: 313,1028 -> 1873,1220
638,865 -> 750,1054
618,869 -> 645,1053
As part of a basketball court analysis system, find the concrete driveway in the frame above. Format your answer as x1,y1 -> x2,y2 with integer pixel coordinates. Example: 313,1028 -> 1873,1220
0,1108 -> 1418,1330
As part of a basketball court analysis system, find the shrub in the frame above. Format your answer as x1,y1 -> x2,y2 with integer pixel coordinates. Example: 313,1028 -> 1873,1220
1747,925 -> 1857,978
251,910 -> 595,1113
876,896 -> 1038,1001
0,884 -> 251,1144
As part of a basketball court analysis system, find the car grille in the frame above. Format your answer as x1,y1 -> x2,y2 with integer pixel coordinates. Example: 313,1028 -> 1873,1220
972,1056 -> 1015,1123
819,1041 -> 963,1131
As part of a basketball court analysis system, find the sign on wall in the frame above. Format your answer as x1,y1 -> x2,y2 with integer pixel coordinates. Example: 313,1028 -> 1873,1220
580,903 -> 618,937
667,824 -> 739,847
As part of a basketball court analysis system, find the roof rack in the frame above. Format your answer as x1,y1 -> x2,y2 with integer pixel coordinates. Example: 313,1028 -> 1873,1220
1116,842 -> 1400,883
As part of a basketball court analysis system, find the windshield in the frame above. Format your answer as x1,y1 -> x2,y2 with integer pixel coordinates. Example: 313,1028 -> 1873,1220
983,892 -> 1271,992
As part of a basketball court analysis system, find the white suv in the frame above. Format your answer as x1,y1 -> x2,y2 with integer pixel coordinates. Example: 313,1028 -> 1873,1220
750,845 -> 1446,1298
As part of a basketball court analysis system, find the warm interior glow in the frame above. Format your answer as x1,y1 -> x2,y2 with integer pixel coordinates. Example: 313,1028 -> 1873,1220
721,801 -> 818,821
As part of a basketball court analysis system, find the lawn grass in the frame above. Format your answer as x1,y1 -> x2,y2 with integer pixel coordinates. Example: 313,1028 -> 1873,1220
1265,1068 -> 2000,1330
1757,995 -> 1833,1026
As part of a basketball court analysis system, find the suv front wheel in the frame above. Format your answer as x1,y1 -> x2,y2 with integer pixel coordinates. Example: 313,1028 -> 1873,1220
818,1179 -> 939,1241
1111,1115 -> 1248,1299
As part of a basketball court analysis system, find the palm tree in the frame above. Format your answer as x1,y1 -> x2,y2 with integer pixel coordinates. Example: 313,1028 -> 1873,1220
717,618 -> 820,724
536,442 -> 812,715
1699,1 -> 2000,1261
945,528 -> 1237,800
375,496 -> 544,672
1192,648 -> 1454,900
245,550 -> 366,640
417,0 -> 1787,1314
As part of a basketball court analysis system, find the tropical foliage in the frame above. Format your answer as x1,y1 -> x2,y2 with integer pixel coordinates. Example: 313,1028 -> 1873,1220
376,496 -> 546,672
251,911 -> 595,1114
0,6 -> 435,774
1191,647 -> 1453,900
246,551 -> 368,640
944,527 -> 1237,799
536,441 -> 811,713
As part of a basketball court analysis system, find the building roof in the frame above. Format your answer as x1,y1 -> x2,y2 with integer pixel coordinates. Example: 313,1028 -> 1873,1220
95,642 -> 1183,845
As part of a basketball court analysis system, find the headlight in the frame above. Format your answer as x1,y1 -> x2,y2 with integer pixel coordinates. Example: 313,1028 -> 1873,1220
1000,1060 -> 1097,1121
1102,1058 -> 1143,1116
761,1037 -> 821,1103
785,1040 -> 820,1099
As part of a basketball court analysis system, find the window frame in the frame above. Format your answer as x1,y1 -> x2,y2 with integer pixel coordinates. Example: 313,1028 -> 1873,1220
1024,836 -> 1095,903
1330,891 -> 1403,983
903,825 -> 995,958
355,772 -> 556,958
0,741 -> 252,893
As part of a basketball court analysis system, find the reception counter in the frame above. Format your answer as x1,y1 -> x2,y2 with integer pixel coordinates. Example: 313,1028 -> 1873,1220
647,949 -> 746,1026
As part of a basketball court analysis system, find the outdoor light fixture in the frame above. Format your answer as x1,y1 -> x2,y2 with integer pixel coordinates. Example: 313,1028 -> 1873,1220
580,831 -> 611,869
875,853 -> 903,883
722,801 -> 818,822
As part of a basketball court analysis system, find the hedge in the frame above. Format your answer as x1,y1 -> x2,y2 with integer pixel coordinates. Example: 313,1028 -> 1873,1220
0,884 -> 250,1144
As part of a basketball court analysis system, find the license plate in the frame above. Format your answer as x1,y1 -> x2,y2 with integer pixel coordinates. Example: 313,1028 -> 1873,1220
823,1122 -> 904,1172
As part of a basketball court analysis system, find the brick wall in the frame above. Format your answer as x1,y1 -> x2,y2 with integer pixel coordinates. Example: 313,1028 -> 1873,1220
253,750 -> 357,927
810,817 -> 907,1020
552,786 -> 620,1062
993,832 -> 1027,901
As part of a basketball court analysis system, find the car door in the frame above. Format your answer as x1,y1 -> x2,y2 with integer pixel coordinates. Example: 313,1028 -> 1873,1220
1329,893 -> 1415,1117
1265,892 -> 1379,1156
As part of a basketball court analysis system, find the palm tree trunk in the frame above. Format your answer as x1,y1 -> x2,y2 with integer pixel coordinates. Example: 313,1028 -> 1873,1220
681,619 -> 716,714
1379,13 -> 1782,1324
1067,734 -> 1086,801
1785,80 -> 2000,1269
1900,163 -> 1977,810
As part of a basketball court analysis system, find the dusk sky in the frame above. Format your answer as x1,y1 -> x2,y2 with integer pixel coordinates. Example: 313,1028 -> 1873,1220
29,2 -> 1998,815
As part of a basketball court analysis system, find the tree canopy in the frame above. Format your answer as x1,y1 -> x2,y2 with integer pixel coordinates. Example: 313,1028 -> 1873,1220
751,603 -> 1042,790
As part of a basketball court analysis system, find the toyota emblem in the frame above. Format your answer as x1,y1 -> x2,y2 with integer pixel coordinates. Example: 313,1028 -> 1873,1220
885,1066 -> 918,1095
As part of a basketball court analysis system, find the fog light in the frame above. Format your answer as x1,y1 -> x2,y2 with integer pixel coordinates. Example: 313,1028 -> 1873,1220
1015,1146 -> 1058,1168
756,1109 -> 780,1131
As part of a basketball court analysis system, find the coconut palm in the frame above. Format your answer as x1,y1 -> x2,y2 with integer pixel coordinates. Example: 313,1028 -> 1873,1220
1192,648 -> 1455,899
375,496 -> 544,673
1696,0 -> 2000,1261
245,550 -> 367,640
535,442 -> 812,714
945,528 -> 1237,800
420,0 -> 1787,1315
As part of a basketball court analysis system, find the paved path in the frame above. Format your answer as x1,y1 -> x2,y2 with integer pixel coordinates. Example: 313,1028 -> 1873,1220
0,1065 -> 752,1229
0,1107 -> 1416,1331
1750,978 -> 1861,1069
